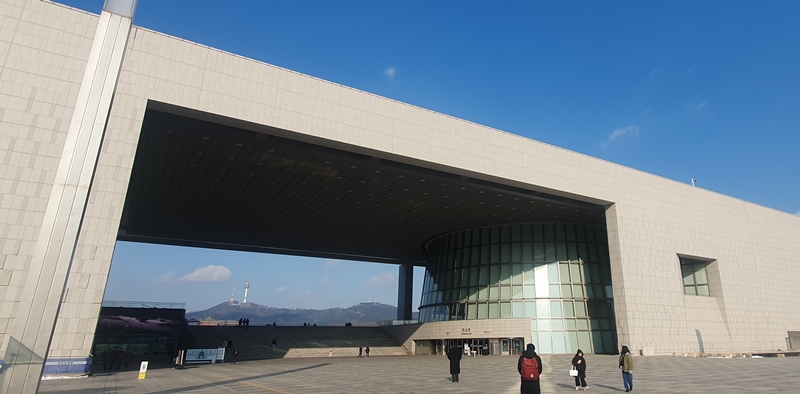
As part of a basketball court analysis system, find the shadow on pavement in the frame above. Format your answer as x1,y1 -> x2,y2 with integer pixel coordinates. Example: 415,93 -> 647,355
594,383 -> 625,391
146,363 -> 332,394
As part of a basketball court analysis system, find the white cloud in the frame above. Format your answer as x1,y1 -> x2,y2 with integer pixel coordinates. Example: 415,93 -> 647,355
324,259 -> 342,267
364,272 -> 395,287
601,125 -> 639,148
320,277 -> 331,284
277,286 -> 287,293
687,97 -> 708,111
154,271 -> 177,283
177,265 -> 232,282
384,67 -> 397,80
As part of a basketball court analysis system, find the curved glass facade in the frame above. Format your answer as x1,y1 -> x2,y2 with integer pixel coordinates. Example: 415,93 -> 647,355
419,223 -> 617,354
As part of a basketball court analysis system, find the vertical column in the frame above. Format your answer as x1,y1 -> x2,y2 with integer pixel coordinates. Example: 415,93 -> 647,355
397,264 -> 414,320
1,1 -> 136,392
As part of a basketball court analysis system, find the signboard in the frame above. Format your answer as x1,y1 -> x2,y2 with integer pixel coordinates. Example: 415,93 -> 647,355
216,348 -> 225,363
138,361 -> 148,379
185,349 -> 218,364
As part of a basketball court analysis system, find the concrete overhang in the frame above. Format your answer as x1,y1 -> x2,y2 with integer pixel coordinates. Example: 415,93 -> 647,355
118,102 -> 609,265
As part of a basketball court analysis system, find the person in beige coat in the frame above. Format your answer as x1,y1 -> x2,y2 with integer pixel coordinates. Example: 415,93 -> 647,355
619,345 -> 633,392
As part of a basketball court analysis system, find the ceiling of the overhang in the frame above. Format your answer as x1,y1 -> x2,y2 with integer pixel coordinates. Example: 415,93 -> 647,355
119,108 -> 606,264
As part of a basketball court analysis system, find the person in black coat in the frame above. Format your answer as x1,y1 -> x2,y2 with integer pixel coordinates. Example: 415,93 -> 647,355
572,349 -> 588,390
447,345 -> 463,382
517,343 -> 543,394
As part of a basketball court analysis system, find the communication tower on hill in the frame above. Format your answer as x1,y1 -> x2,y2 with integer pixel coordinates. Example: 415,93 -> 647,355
243,275 -> 250,304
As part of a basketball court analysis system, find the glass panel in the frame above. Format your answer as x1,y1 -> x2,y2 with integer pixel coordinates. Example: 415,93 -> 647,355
567,331 -> 579,353
592,331 -> 604,354
685,286 -> 697,295
550,301 -> 563,317
524,285 -> 536,298
488,303 -> 499,319
534,243 -> 546,262
478,286 -> 488,300
490,245 -> 500,264
522,243 -> 533,262
490,226 -> 500,244
585,285 -> 594,298
501,226 -> 511,242
556,242 -> 568,261
551,318 -> 564,330
512,302 -> 524,318
545,243 -> 557,262
549,284 -> 561,297
682,265 -> 695,285
468,286 -> 477,301
472,246 -> 482,265
525,301 -> 537,318
575,301 -> 587,317
552,331 -> 566,353
466,303 -> 477,320
695,266 -> 708,284
522,224 -> 532,242
490,265 -> 500,284
563,301 -> 575,317
577,318 -> 589,330
565,319 -> 577,330
512,285 -> 523,299
523,264 -> 535,283
559,263 -> 571,283
500,243 -> 511,263
603,331 -> 615,354
538,332 -> 553,354
535,264 -> 550,298
481,227 -> 490,244
489,286 -> 499,300
478,303 -> 488,319
536,300 -> 550,316
561,284 -> 573,298
512,244 -> 522,262
543,224 -> 554,241
578,243 -> 588,262
570,263 -> 582,283
512,264 -> 523,284
578,331 -> 592,352
500,264 -> 511,285
480,265 -> 490,286
530,319 -> 537,330
548,262 -> 559,283
500,302 -> 511,318
500,286 -> 511,299
481,246 -> 490,266
537,318 -> 551,331
532,224 -> 544,241
469,267 -> 478,286
568,243 -> 578,260
573,285 -> 584,298
697,284 -> 709,296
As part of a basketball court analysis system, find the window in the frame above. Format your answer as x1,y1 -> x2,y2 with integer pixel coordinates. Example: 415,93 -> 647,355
680,257 -> 710,296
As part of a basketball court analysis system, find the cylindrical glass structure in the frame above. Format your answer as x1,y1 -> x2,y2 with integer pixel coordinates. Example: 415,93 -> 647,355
418,223 -> 617,354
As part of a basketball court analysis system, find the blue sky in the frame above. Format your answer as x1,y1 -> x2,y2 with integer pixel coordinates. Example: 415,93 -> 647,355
58,1 -> 800,311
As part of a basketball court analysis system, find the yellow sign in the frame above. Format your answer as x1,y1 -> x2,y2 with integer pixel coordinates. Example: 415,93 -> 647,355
138,361 -> 149,379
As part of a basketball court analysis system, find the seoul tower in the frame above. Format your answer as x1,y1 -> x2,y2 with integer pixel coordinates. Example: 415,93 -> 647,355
243,275 -> 250,304
229,287 -> 235,305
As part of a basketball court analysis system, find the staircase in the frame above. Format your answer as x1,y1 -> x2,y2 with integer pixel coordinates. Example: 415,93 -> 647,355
190,326 -> 408,361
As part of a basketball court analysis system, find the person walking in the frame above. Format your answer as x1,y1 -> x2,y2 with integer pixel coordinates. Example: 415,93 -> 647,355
358,346 -> 363,358
518,343 -> 543,394
365,346 -> 370,357
447,344 -> 462,382
231,347 -> 239,364
619,345 -> 634,392
572,349 -> 588,390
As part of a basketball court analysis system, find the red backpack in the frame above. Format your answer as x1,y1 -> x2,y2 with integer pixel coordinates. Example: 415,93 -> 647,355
521,357 -> 540,380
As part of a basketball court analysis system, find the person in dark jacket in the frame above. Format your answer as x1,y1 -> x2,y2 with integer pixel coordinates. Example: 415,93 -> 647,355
517,343 -> 543,394
572,349 -> 588,390
447,344 -> 462,382
619,345 -> 634,392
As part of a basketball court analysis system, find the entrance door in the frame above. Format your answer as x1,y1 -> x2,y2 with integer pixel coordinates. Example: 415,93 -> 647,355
501,339 -> 510,355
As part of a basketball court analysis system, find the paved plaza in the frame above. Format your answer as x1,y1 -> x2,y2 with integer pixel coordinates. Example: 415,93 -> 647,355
37,354 -> 799,393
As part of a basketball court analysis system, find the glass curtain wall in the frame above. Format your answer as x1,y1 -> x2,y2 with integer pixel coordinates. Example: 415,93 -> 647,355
419,223 -> 617,354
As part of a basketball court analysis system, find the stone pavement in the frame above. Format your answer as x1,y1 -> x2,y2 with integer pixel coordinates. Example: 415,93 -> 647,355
38,354 -> 799,393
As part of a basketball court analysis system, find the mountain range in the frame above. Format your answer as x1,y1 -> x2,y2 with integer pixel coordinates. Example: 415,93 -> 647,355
186,301 -> 418,326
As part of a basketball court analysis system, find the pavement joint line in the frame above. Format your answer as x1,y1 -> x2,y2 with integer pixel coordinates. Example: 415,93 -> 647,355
193,369 -> 291,394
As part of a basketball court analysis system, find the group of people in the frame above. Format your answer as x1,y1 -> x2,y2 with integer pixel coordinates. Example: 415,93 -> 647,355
238,318 -> 250,327
100,347 -> 133,371
446,343 -> 635,394
357,346 -> 371,357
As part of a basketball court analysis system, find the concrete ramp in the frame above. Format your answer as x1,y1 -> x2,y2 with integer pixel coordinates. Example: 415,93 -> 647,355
190,326 -> 408,360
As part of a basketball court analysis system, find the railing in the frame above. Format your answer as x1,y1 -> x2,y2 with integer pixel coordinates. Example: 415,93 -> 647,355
101,300 -> 186,309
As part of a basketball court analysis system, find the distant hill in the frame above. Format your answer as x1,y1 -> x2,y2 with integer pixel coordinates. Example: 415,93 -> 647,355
186,301 -> 418,326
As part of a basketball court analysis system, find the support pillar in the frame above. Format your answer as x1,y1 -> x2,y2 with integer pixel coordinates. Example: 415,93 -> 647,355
397,264 -> 414,320
2,1 -> 136,392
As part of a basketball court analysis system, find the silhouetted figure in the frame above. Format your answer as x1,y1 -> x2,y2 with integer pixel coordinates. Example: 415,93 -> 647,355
447,345 -> 462,382
232,347 -> 239,364
358,346 -> 363,358
239,318 -> 243,326
365,346 -> 370,357
123,349 -> 133,369
313,323 -> 316,326
518,343 -> 543,394
273,322 -> 276,326
272,338 -> 277,349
